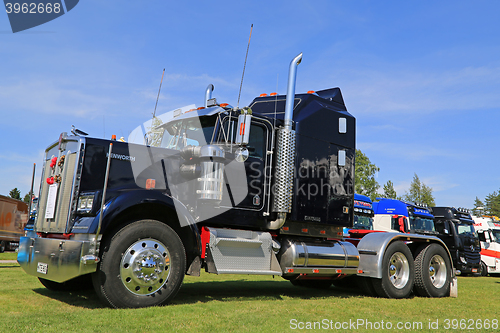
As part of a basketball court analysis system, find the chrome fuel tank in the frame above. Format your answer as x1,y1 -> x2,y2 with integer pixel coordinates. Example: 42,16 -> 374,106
279,238 -> 359,272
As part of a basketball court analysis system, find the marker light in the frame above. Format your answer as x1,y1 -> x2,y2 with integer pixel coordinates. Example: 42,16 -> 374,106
77,193 -> 96,214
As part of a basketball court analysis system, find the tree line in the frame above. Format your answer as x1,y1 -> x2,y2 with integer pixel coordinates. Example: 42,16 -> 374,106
8,188 -> 33,204
472,192 -> 500,217
355,149 -> 436,206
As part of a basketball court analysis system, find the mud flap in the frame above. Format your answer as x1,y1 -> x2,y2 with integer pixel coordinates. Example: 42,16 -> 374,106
449,277 -> 458,297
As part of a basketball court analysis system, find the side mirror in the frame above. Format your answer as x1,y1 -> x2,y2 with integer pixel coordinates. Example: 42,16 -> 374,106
235,108 -> 252,145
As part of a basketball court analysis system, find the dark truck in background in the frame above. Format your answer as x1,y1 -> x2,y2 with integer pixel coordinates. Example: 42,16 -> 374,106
18,54 -> 456,308
431,207 -> 481,275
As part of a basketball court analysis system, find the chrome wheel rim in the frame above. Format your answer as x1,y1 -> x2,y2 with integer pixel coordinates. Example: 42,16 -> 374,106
388,252 -> 410,289
429,254 -> 446,288
120,238 -> 170,295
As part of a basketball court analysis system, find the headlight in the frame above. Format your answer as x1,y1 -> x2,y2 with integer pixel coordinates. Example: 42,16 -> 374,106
460,256 -> 467,264
77,193 -> 96,214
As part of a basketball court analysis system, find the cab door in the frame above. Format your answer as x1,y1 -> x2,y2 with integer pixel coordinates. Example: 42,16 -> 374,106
218,116 -> 271,212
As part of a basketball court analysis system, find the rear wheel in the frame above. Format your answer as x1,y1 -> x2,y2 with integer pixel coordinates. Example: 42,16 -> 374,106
373,241 -> 414,298
92,220 -> 186,308
414,244 -> 451,297
0,241 -> 5,253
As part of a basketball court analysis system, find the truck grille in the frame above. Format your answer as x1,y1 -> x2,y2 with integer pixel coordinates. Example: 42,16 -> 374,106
464,247 -> 480,264
36,151 -> 78,233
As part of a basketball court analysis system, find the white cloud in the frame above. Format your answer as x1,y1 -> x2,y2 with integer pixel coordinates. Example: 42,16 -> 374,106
308,63 -> 500,115
359,141 -> 456,161
0,80 -> 117,117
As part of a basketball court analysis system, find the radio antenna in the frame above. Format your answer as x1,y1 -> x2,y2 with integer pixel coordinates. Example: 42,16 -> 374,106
237,24 -> 253,109
153,68 -> 165,118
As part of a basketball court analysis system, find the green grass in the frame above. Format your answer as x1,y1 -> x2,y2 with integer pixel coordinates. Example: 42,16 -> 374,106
0,261 -> 499,332
0,251 -> 18,260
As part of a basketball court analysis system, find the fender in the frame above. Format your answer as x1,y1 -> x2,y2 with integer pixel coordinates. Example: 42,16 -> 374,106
356,232 -> 454,279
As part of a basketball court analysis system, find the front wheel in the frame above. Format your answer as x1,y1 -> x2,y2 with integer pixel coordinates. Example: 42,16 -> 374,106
92,220 -> 186,308
373,241 -> 414,298
414,244 -> 451,297
0,241 -> 6,253
479,261 -> 488,277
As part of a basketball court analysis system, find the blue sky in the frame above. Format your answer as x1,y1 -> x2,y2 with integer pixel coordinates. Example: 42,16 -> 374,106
0,1 -> 499,208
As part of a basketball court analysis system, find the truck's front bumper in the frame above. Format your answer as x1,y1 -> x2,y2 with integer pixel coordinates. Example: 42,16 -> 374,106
17,236 -> 99,283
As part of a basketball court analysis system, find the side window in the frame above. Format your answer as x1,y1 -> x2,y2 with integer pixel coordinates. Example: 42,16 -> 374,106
247,124 -> 265,158
219,118 -> 267,159
435,221 -> 448,235
391,216 -> 407,233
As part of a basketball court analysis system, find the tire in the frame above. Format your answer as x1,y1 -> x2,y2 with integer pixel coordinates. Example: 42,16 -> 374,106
92,220 -> 186,308
372,241 -> 414,299
290,279 -> 332,289
38,274 -> 94,292
0,241 -> 5,253
414,244 -> 451,297
480,261 -> 488,277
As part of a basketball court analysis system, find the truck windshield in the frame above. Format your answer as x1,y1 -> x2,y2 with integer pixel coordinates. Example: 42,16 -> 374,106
353,215 -> 373,230
160,115 -> 217,150
457,223 -> 476,237
491,230 -> 500,243
409,216 -> 435,233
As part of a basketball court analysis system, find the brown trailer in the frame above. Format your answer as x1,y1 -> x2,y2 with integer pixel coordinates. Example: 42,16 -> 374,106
0,194 -> 28,252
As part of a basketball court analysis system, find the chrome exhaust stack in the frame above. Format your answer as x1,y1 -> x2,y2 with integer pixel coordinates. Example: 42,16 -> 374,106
268,53 -> 302,230
204,84 -> 214,108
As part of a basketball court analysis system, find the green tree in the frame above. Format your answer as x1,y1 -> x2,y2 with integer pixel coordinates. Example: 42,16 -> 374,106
402,173 -> 435,206
472,197 -> 485,216
484,191 -> 500,217
23,191 -> 33,204
381,180 -> 398,199
9,188 -> 21,200
355,149 -> 380,201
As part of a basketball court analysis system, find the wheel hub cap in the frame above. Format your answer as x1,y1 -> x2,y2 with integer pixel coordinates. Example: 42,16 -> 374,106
120,238 -> 171,295
388,252 -> 410,289
429,255 -> 446,288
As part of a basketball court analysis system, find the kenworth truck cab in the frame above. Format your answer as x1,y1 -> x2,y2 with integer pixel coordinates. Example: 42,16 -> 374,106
432,207 -> 481,275
473,216 -> 500,276
18,54 -> 456,308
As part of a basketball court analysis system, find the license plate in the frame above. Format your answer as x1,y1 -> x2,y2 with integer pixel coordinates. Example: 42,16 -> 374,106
37,262 -> 48,274
472,268 -> 478,273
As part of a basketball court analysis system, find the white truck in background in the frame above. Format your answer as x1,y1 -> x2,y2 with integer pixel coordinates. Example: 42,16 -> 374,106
473,216 -> 500,276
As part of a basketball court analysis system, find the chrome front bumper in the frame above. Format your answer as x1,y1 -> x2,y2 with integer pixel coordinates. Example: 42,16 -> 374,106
17,236 -> 99,283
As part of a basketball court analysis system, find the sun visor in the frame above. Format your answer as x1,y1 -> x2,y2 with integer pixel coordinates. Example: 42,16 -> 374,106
157,106 -> 225,129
